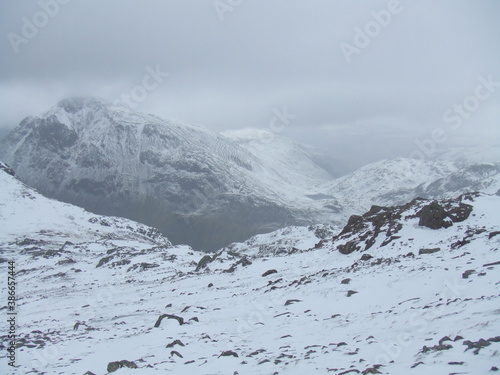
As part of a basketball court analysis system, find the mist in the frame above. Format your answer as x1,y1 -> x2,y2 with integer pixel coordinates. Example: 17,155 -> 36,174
1,0 -> 499,172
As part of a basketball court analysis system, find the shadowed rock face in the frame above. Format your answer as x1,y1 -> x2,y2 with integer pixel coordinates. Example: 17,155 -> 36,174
331,194 -> 476,256
0,98 -> 327,251
417,200 -> 472,230
417,201 -> 452,230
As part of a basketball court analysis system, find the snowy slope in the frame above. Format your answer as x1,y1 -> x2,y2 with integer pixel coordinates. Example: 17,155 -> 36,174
0,98 -> 334,251
1,165 -> 499,375
222,128 -> 333,189
312,157 -> 500,224
415,162 -> 500,199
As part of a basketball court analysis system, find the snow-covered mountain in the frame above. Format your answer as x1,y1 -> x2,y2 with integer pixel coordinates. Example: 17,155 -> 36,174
1,164 -> 499,374
221,128 -> 333,189
308,157 -> 500,223
0,98 -> 334,251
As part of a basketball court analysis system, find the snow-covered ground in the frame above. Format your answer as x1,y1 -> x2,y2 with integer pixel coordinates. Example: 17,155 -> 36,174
1,167 -> 499,374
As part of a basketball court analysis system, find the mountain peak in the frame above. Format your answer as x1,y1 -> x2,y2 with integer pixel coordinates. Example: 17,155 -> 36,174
55,97 -> 110,114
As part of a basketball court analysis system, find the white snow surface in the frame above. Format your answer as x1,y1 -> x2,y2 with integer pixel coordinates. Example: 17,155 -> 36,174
1,170 -> 499,374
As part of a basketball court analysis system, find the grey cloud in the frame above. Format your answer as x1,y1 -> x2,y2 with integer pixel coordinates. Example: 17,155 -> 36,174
1,0 -> 499,167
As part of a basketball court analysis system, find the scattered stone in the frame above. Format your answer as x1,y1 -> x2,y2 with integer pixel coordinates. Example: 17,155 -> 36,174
463,338 -> 490,353
208,283 -> 214,287
360,254 -> 373,261
462,269 -> 475,279
341,278 -> 351,285
362,365 -> 382,374
166,339 -> 185,348
483,261 -> 500,267
284,299 -> 302,306
338,240 -> 359,255
488,231 -> 500,239
195,255 -> 212,271
219,350 -> 238,358
439,336 -> 452,345
154,314 -> 184,327
419,247 -> 441,255
107,360 -> 137,373
338,369 -> 360,375
170,350 -> 183,358
421,343 -> 452,353
262,269 -> 278,277
347,290 -> 358,297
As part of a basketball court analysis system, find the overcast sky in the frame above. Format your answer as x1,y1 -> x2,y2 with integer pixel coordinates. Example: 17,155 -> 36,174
1,0 -> 499,169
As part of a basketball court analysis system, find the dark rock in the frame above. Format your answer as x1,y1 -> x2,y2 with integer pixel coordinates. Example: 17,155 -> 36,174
448,361 -> 464,365
284,299 -> 302,306
462,269 -> 475,279
419,247 -> 441,255
219,350 -> 238,358
362,366 -> 382,374
338,369 -> 360,375
463,338 -> 490,353
154,314 -> 184,327
170,350 -> 183,358
489,231 -> 500,239
483,261 -> 500,267
447,202 -> 473,223
195,255 -> 212,271
208,283 -> 214,287
262,269 -> 278,277
338,240 -> 359,255
491,366 -> 499,371
411,362 -> 424,368
421,343 -> 452,353
347,290 -> 358,297
439,336 -> 452,345
107,360 -> 137,372
166,339 -> 185,348
340,215 -> 364,235
341,278 -> 351,285
417,201 -> 452,229
224,256 -> 253,273
360,254 -> 373,261
189,317 -> 199,322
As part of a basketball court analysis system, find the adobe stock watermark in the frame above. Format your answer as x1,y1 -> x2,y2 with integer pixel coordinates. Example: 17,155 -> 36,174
409,74 -> 499,160
114,65 -> 169,110
340,0 -> 404,63
7,0 -> 72,54
372,277 -> 467,366
30,285 -> 117,369
213,0 -> 244,22
269,106 -> 296,134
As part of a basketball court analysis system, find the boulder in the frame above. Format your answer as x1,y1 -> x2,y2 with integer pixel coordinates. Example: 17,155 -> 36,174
417,201 -> 452,229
